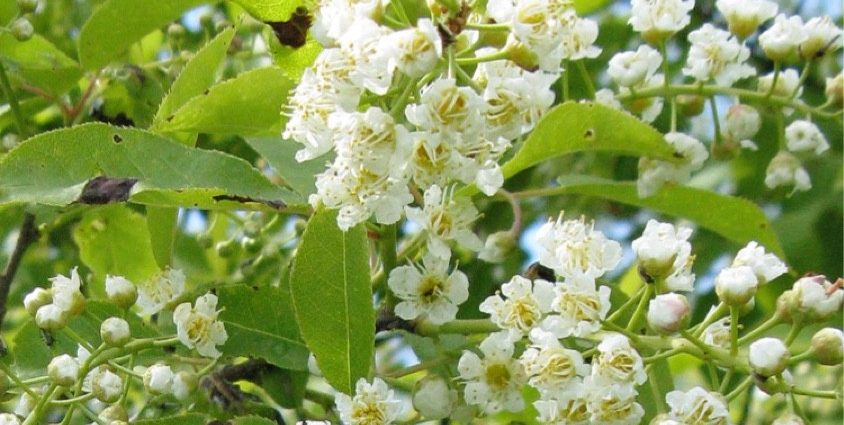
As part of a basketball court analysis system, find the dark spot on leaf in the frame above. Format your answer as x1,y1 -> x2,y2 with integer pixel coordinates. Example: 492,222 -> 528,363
212,194 -> 286,209
166,115 -> 174,122
203,89 -> 210,95
251,285 -> 259,291
759,222 -> 767,228
267,7 -> 312,48
112,134 -> 123,143
77,176 -> 138,204
584,129 -> 595,140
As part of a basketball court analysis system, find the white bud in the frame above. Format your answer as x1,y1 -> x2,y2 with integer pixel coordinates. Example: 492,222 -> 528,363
759,14 -> 805,61
811,327 -> 843,366
478,231 -> 517,263
47,354 -> 79,387
100,317 -> 131,347
749,337 -> 789,377
716,0 -> 777,39
143,364 -> 174,395
825,72 -> 843,106
35,304 -> 67,330
792,275 -> 843,321
92,369 -> 123,403
715,266 -> 759,305
105,275 -> 137,309
785,120 -> 829,156
0,413 -> 21,425
172,371 -> 196,400
98,405 -> 128,422
765,151 -> 811,193
23,288 -> 52,317
412,375 -> 456,419
772,413 -> 805,425
14,391 -> 35,417
722,104 -> 760,147
647,293 -> 690,334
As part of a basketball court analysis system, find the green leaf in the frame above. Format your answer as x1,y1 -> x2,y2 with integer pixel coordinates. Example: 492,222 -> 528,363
232,417 -> 276,425
154,28 -> 235,128
502,102 -> 678,181
0,123 -> 301,208
0,33 -> 82,95
267,33 -> 322,81
215,285 -> 310,370
77,0 -> 207,69
550,175 -> 785,256
146,206 -> 178,268
153,67 -> 295,136
290,207 -> 374,394
574,0 -> 613,14
245,136 -> 327,197
232,0 -> 305,21
133,414 -> 209,425
73,204 -> 161,288
262,367 -> 308,408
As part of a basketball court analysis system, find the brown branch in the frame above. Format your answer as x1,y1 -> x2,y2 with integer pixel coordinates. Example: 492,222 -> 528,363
19,83 -> 72,118
0,213 -> 39,328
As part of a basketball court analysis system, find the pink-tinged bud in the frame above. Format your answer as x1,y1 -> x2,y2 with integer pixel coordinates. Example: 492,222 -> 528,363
647,293 -> 690,334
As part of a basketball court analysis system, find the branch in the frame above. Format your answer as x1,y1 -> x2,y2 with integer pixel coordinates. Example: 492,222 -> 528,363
0,213 -> 39,328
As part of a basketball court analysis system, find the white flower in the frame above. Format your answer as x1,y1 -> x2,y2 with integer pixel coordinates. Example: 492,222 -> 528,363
792,275 -> 843,320
785,120 -> 829,155
338,19 -> 396,95
0,413 -> 21,425
479,230 -> 518,263
716,0 -> 777,38
665,386 -> 730,424
389,252 -> 469,324
384,19 -> 442,78
558,12 -> 602,60
722,104 -> 761,149
48,354 -> 80,386
50,267 -> 84,316
520,329 -> 589,397
534,393 -> 591,425
536,214 -> 622,280
637,132 -> 708,197
405,185 -> 483,259
765,151 -> 812,193
92,369 -> 122,403
480,275 -> 554,335
608,45 -> 662,87
631,219 -> 696,290
758,68 -> 802,101
335,377 -> 406,425
136,268 -> 185,316
412,376 -> 456,419
683,24 -> 755,86
715,265 -> 759,305
35,303 -> 66,330
458,331 -> 527,414
701,317 -> 731,349
800,16 -> 842,59
173,293 -> 228,358
629,0 -> 694,42
731,241 -> 787,285
105,275 -> 137,308
586,380 -> 645,425
591,333 -> 647,385
144,364 -> 174,395
23,287 -> 51,317
406,78 -> 487,138
489,0 -> 568,71
541,276 -> 612,338
647,293 -> 690,334
749,337 -> 789,377
100,317 -> 131,347
759,14 -> 806,61
312,0 -> 383,45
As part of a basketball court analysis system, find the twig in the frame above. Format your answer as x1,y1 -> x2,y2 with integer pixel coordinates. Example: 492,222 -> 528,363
0,213 -> 39,328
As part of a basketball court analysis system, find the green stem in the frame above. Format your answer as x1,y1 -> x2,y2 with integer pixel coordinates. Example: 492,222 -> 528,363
765,62 -> 781,100
23,383 -> 59,425
455,49 -> 509,66
51,392 -> 96,405
63,326 -> 96,352
691,303 -> 728,338
626,283 -> 654,332
719,369 -> 734,394
602,320 -> 641,343
726,376 -> 753,401
0,59 -> 26,136
576,61 -> 596,99
562,61 -> 570,102
607,286 -> 646,324
646,364 -> 666,414
706,362 -> 721,390
709,96 -> 723,155
790,387 -> 841,399
729,306 -> 739,357
784,323 -> 802,346
384,355 -> 450,378
792,60 -> 812,99
788,348 -> 814,364
0,360 -> 38,398
389,80 -> 417,119
644,347 -> 683,363
415,319 -> 499,335
737,312 -> 782,345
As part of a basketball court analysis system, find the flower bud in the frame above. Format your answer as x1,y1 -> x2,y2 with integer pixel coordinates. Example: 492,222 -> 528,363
775,289 -> 797,322
505,42 -> 539,72
92,369 -> 123,403
792,275 -> 843,322
0,412 -> 21,425
241,237 -> 262,254
676,94 -> 705,117
478,231 -> 517,263
48,354 -> 79,387
16,0 -> 38,13
35,304 -> 67,330
14,391 -> 35,417
23,288 -> 51,317
412,375 -> 456,419
772,413 -> 805,425
215,239 -> 237,257
723,104 -> 761,146
100,317 -> 131,347
650,414 -> 684,425
105,275 -> 137,308
825,72 -> 843,107
167,23 -> 186,41
811,328 -> 843,366
647,293 -> 690,334
715,266 -> 758,305
172,371 -> 196,400
10,18 -> 33,42
749,337 -> 789,377
765,151 -> 811,193
143,364 -> 174,395
99,405 -> 128,422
